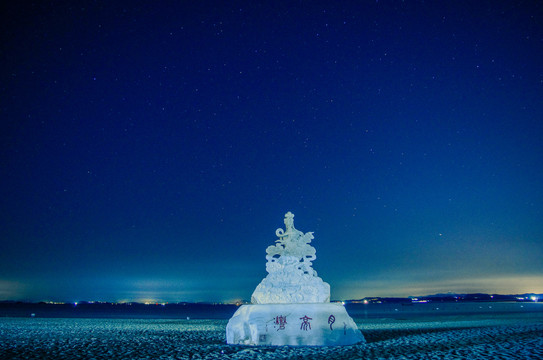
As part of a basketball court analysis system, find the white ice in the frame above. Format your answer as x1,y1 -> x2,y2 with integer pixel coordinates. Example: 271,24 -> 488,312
228,212 -> 364,346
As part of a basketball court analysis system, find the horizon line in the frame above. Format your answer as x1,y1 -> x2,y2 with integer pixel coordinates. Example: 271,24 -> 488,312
2,291 -> 541,305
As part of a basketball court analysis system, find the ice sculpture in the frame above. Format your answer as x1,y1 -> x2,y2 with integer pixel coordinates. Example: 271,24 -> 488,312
226,212 -> 364,346
251,211 -> 330,304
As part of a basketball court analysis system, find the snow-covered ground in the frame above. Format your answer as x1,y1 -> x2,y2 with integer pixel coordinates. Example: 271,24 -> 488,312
1,314 -> 542,359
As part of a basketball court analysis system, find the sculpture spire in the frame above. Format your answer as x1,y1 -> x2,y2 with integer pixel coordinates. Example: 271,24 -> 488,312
275,211 -> 298,240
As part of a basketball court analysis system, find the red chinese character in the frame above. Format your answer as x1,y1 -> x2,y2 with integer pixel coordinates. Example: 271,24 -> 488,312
300,315 -> 312,331
274,315 -> 287,330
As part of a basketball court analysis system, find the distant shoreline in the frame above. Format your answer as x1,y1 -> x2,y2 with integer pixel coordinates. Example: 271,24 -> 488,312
1,299 -> 541,320
1,291 -> 541,306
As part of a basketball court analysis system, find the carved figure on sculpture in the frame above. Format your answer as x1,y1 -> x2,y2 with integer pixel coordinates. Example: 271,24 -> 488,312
251,212 -> 330,304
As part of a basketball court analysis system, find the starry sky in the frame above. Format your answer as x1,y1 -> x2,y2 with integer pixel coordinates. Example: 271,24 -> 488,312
1,1 -> 542,303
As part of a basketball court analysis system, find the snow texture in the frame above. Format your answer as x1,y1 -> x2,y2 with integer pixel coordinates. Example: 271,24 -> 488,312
1,315 -> 542,359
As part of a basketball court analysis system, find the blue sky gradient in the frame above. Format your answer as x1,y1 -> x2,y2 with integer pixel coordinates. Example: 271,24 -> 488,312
1,1 -> 542,302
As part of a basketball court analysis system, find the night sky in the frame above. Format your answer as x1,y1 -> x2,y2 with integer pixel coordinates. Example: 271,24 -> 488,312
1,1 -> 542,303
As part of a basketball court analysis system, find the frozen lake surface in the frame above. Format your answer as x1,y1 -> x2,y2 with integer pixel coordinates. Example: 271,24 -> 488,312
1,304 -> 542,359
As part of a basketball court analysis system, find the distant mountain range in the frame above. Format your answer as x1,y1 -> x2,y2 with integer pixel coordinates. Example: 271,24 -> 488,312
344,293 -> 542,304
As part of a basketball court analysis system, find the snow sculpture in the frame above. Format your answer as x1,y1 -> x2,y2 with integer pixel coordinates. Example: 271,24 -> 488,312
251,211 -> 330,304
226,302 -> 364,346
226,212 -> 364,346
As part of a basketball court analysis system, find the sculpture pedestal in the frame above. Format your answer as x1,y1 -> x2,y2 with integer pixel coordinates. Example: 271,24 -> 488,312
226,303 -> 364,346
